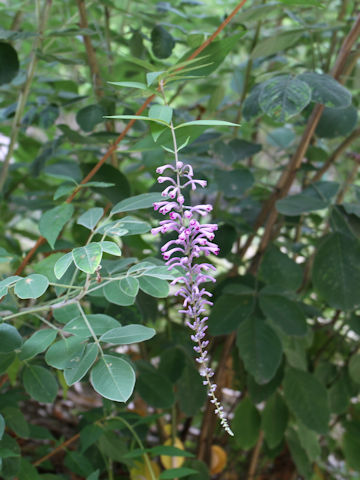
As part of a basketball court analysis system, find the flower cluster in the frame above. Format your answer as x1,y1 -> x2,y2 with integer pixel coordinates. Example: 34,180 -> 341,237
152,159 -> 233,436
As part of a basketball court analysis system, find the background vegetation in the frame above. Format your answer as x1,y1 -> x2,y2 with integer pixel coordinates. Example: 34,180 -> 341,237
0,0 -> 359,479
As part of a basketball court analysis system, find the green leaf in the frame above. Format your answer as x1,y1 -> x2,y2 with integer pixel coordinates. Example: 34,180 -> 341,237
137,365 -> 175,409
0,42 -> 19,85
179,33 -> 245,77
0,275 -> 20,297
313,232 -> 360,310
76,104 -> 105,132
45,336 -> 85,370
259,292 -> 307,336
0,247 -> 15,264
72,243 -> 102,274
343,423 -> 360,471
14,274 -> 49,299
286,428 -> 313,480
328,372 -> 351,414
149,105 -> 173,141
279,0 -> 324,5
39,204 -> 74,249
90,354 -> 136,402
64,343 -> 98,386
260,246 -> 302,291
150,445 -> 194,457
236,316 -> 283,384
176,119 -> 240,129
232,397 -> 261,449
251,31 -> 302,59
283,367 -> 330,434
262,393 -> 288,449
103,281 -> 136,306
99,325 -> 155,345
54,252 -> 73,279
297,422 -> 321,461
19,329 -> 57,361
23,365 -> 58,403
119,277 -> 139,296
0,414 -> 4,440
276,181 -> 339,216
99,241 -> 122,256
108,81 -> 147,90
298,72 -> 352,108
138,276 -> 169,298
176,360 -> 206,416
138,266 -> 176,281
259,75 -> 311,122
100,216 -> 150,236
214,168 -> 254,198
0,352 -> 15,374
77,208 -> 104,230
18,458 -> 41,480
349,354 -> 360,384
159,468 -> 197,479
106,114 -> 170,126
64,314 -> 121,338
111,193 -> 164,214
208,294 -> 255,335
2,407 -> 29,438
316,105 -> 358,138
151,25 -> 175,59
243,84 -> 262,120
0,324 -> 22,353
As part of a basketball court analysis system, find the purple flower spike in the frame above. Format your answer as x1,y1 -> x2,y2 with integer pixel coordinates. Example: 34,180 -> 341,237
152,123 -> 233,436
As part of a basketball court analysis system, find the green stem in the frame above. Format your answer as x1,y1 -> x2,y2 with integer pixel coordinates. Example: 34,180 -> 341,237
76,302 -> 103,354
105,416 -> 157,480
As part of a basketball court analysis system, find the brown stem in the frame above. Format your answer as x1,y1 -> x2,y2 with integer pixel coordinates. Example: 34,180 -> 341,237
76,0 -> 103,98
310,128 -> 360,183
248,430 -> 264,480
32,433 -> 80,466
8,0 -> 249,276
324,0 -> 348,72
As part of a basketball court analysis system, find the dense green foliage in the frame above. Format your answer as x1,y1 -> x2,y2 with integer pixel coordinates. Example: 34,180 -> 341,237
0,0 -> 359,479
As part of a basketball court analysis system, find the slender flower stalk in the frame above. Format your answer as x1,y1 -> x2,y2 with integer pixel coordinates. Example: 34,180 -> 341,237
151,115 -> 233,436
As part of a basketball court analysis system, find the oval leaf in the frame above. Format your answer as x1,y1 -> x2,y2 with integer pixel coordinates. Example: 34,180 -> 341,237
259,75 -> 311,122
313,232 -> 360,310
100,325 -> 155,345
283,367 -> 330,434
72,243 -> 102,274
90,354 -> 135,402
39,204 -> 74,248
236,316 -> 282,384
0,324 -> 22,353
23,365 -> 58,403
14,274 -> 49,299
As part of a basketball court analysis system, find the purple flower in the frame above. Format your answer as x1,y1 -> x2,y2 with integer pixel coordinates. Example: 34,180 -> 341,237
152,152 -> 233,436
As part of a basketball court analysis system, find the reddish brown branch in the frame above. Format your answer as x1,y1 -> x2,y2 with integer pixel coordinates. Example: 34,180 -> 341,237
32,433 -> 80,467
